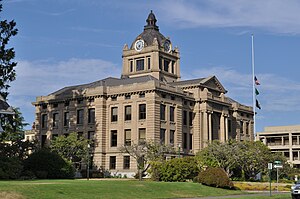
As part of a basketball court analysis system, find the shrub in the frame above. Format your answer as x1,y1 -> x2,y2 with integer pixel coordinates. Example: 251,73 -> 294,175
0,156 -> 23,179
197,167 -> 233,189
24,148 -> 75,179
149,157 -> 199,182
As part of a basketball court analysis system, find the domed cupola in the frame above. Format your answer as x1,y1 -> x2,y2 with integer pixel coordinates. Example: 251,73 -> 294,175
130,10 -> 168,50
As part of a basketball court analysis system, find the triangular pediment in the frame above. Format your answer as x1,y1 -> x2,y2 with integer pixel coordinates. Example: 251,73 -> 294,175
201,76 -> 227,93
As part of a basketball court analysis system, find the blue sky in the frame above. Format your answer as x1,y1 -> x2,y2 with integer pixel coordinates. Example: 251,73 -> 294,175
2,0 -> 300,132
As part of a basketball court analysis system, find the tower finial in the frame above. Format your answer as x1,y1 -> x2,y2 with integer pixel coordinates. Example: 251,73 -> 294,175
145,10 -> 159,31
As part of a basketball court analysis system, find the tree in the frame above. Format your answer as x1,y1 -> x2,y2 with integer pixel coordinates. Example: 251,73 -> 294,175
119,140 -> 174,180
0,107 -> 28,142
0,0 -> 18,99
50,132 -> 90,164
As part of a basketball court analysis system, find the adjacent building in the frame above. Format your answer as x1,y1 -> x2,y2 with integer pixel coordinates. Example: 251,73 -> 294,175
32,11 -> 254,176
257,125 -> 300,168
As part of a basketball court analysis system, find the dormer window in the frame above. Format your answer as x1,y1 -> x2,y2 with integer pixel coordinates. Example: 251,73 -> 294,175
136,59 -> 144,71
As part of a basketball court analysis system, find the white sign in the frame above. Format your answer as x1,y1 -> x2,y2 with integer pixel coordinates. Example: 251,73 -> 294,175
274,165 -> 283,169
268,163 -> 273,169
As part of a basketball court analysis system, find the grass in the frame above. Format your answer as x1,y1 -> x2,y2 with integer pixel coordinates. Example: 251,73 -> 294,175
0,179 -> 291,199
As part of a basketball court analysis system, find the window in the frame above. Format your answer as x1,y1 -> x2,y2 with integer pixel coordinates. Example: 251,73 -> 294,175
189,112 -> 193,126
139,104 -> 146,120
124,129 -> 131,146
111,130 -> 117,147
160,104 -> 166,120
52,113 -> 59,128
228,120 -> 232,133
170,106 -> 175,122
136,59 -> 144,71
170,130 -> 175,145
124,105 -> 131,121
147,57 -> 151,70
64,112 -> 69,127
130,60 -> 133,72
164,59 -> 170,72
111,107 -> 118,122
246,122 -> 249,135
88,131 -> 94,140
139,128 -> 146,142
189,133 -> 193,150
110,156 -> 116,169
183,110 -> 187,125
53,103 -> 58,108
88,108 -> 95,124
41,135 -> 47,147
183,133 -> 187,149
240,121 -> 244,134
159,57 -> 162,70
41,114 -> 48,129
160,129 -> 166,144
125,95 -> 131,100
171,61 -> 175,73
77,109 -> 84,125
123,156 -> 130,169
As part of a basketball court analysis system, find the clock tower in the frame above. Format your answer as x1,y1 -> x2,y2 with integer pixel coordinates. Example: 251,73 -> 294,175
121,11 -> 180,82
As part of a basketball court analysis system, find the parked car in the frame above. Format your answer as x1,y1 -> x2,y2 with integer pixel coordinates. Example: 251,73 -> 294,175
291,181 -> 300,199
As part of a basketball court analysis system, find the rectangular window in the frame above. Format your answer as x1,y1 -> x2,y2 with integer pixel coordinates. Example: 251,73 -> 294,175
88,131 -> 94,140
160,129 -> 166,144
189,133 -> 193,150
111,130 -> 117,147
110,156 -> 116,170
77,109 -> 84,125
170,130 -> 175,145
124,105 -> 131,121
41,114 -> 48,129
111,96 -> 117,101
88,108 -> 95,124
41,135 -> 47,147
245,122 -> 249,135
125,95 -> 131,100
130,60 -> 133,72
148,57 -> 151,70
52,113 -> 59,128
183,110 -> 187,126
183,133 -> 187,149
160,104 -> 166,120
228,120 -> 232,133
136,59 -> 144,71
123,156 -> 130,169
171,61 -> 175,73
159,57 -> 162,70
139,93 -> 145,98
164,59 -> 170,72
64,112 -> 69,127
139,128 -> 146,142
139,104 -> 146,120
111,107 -> 118,122
124,129 -> 131,146
189,111 -> 193,126
240,121 -> 244,134
170,106 -> 175,122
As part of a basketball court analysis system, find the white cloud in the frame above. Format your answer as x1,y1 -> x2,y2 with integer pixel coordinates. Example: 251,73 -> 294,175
158,0 -> 300,34
7,58 -> 121,126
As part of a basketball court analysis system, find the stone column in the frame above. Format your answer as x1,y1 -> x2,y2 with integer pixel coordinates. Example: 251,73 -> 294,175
208,111 -> 212,143
202,111 -> 208,147
220,113 -> 225,142
225,115 -> 228,141
289,132 -> 293,163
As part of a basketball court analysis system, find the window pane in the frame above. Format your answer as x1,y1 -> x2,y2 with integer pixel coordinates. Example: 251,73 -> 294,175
160,104 -> 166,120
41,114 -> 48,128
88,108 -> 95,123
124,129 -> 131,146
125,106 -> 131,121
170,130 -> 175,145
189,133 -> 193,150
111,130 -> 117,147
111,107 -> 118,122
53,113 -> 59,127
189,111 -> 193,126
164,59 -> 170,72
64,112 -> 69,126
123,156 -> 130,169
160,129 -> 165,144
77,109 -> 84,124
136,59 -> 144,71
139,104 -> 146,120
183,110 -> 187,125
110,156 -> 116,169
139,128 -> 146,142
170,106 -> 175,122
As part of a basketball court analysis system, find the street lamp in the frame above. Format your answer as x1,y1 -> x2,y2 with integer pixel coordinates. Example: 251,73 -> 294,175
178,143 -> 181,158
87,143 -> 90,180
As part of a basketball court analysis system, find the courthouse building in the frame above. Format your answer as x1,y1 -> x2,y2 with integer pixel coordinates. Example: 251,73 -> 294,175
32,11 -> 254,175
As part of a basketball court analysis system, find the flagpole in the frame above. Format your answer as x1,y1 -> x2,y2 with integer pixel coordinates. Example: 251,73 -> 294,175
251,34 -> 256,138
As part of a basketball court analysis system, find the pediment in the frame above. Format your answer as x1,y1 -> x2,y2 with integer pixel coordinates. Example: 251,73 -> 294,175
201,76 -> 227,94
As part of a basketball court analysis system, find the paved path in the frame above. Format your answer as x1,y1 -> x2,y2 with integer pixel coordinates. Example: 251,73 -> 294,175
179,191 -> 289,199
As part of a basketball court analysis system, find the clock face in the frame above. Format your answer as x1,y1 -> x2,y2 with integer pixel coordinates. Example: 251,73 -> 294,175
164,40 -> 171,52
134,39 -> 144,52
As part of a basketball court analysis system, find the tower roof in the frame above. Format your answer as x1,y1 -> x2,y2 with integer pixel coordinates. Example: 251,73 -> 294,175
130,11 -> 168,49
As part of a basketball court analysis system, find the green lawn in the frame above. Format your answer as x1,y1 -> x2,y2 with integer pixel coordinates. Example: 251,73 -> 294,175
0,179 -> 290,199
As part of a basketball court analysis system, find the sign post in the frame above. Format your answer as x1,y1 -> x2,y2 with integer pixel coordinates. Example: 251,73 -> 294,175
274,160 -> 283,192
268,163 -> 272,196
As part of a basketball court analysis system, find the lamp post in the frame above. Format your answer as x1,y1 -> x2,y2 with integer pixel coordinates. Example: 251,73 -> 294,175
178,143 -> 181,158
87,143 -> 90,180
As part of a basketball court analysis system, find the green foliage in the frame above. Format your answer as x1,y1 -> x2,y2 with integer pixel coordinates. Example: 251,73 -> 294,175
149,157 -> 200,182
24,148 -> 74,179
50,132 -> 89,163
0,156 -> 22,179
197,167 -> 234,189
0,0 -> 18,99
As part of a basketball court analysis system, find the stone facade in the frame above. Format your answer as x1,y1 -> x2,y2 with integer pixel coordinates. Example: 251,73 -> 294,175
32,11 -> 254,176
257,125 -> 300,168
